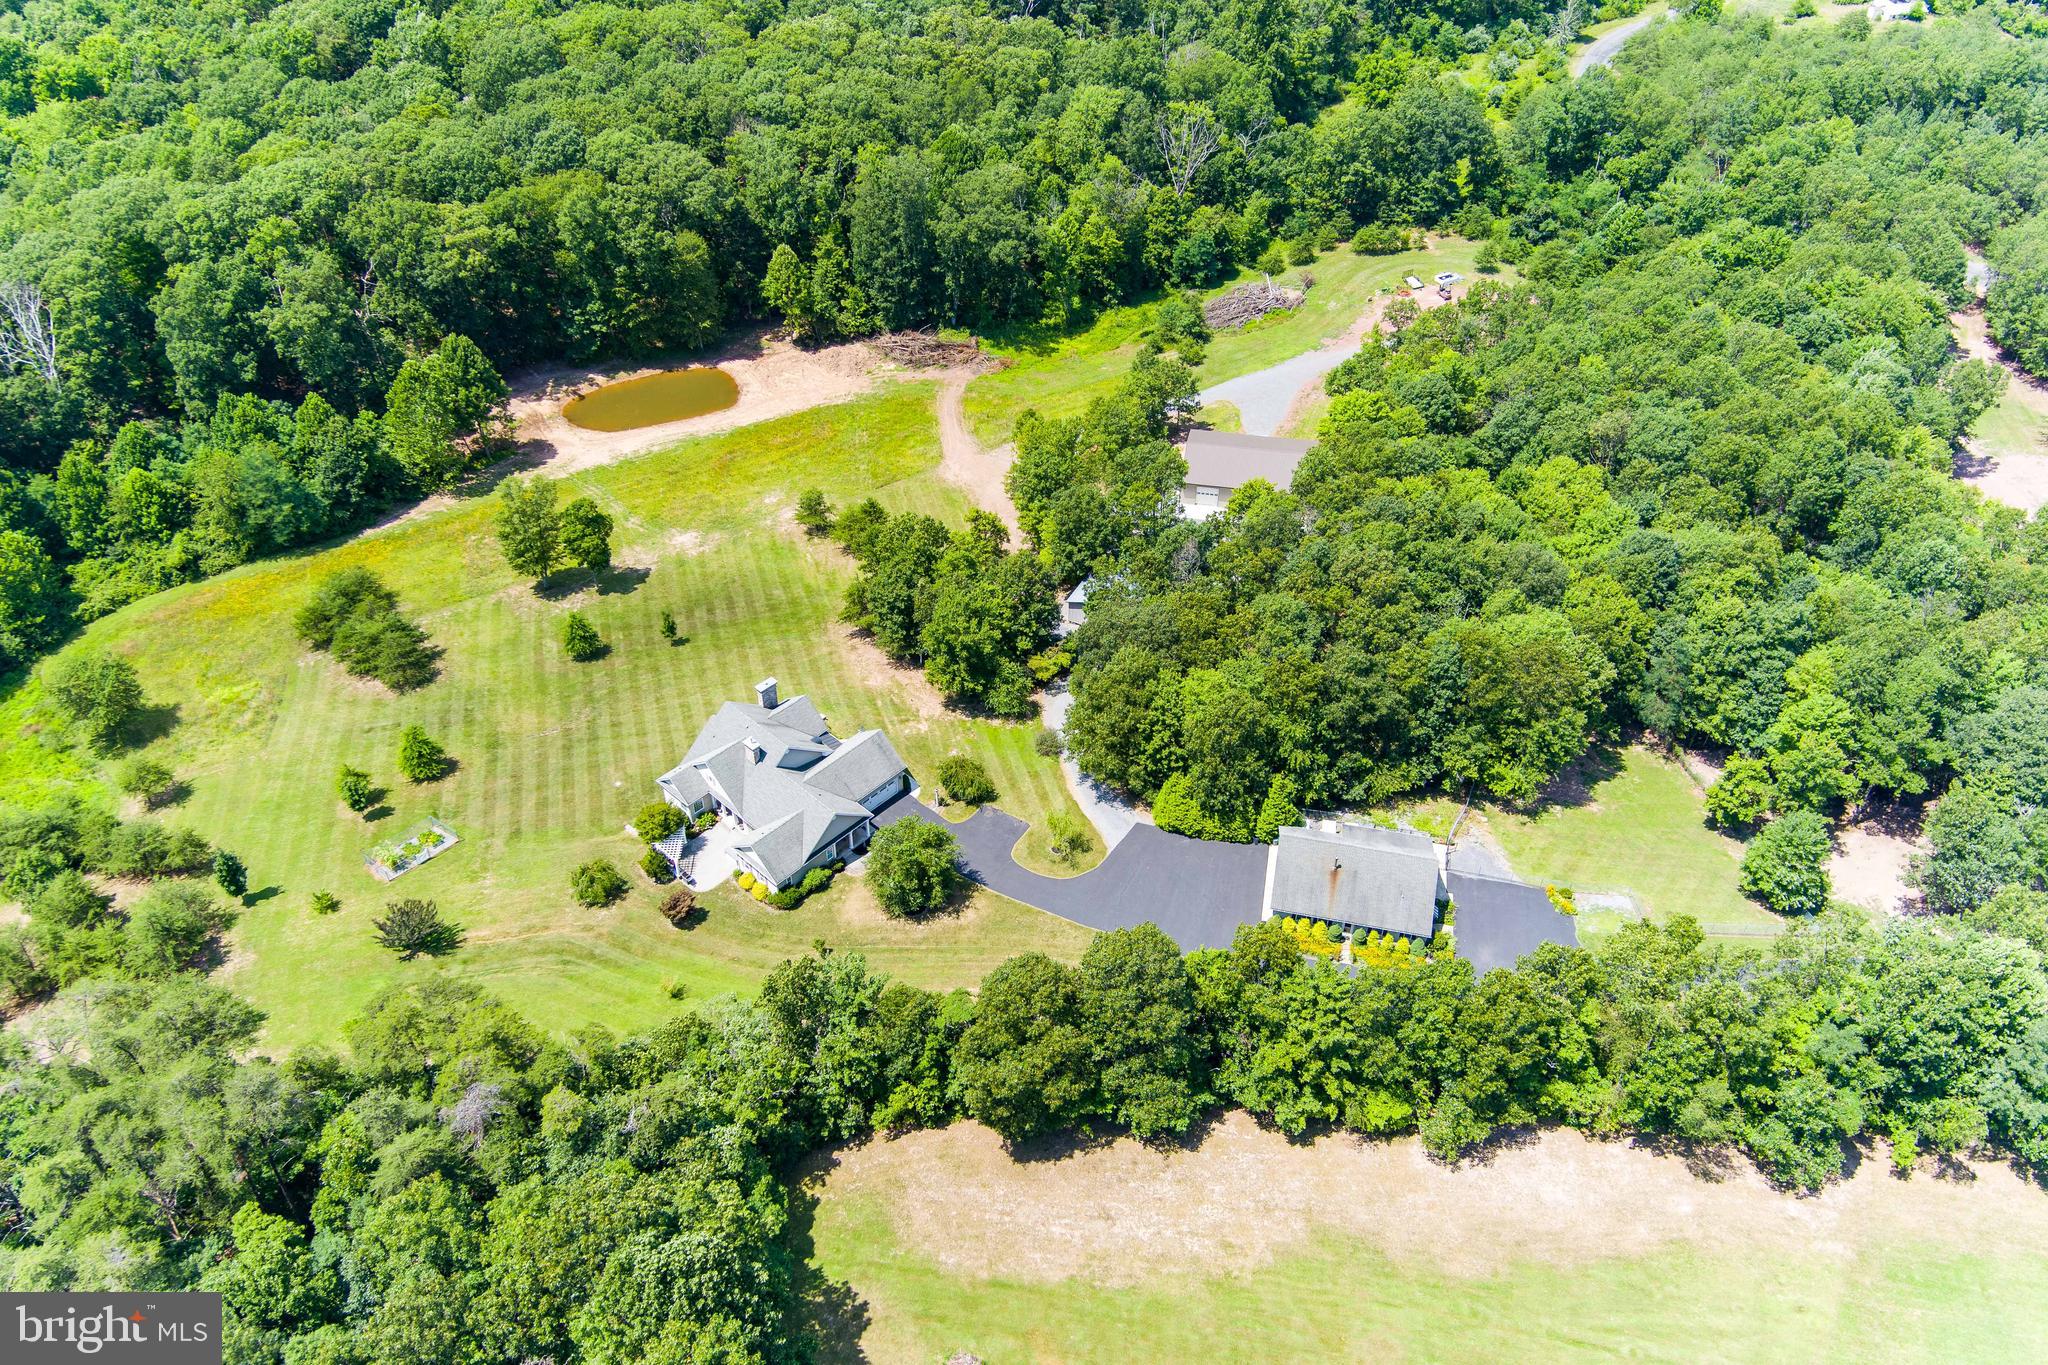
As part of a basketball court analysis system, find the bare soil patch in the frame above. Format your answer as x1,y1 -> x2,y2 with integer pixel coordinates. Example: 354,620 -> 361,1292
936,375 -> 1019,534
810,1112 -> 2048,1289
1830,816 -> 1924,916
1951,251 -> 2048,511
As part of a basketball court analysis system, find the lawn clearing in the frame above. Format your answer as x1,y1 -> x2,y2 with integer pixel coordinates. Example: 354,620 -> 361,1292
1451,744 -> 1780,938
6,383 -> 1099,1050
963,237 -> 1488,447
801,1114 -> 2048,1364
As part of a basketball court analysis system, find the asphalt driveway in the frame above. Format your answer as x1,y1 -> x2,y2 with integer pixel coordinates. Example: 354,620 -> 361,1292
875,796 -> 1268,951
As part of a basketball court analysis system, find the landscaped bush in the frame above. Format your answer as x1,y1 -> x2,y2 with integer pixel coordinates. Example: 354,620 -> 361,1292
372,898 -> 463,958
336,763 -> 376,814
765,864 -> 835,909
736,871 -> 757,892
750,883 -> 768,901
295,569 -> 437,692
937,755 -> 997,805
865,820 -> 963,918
658,887 -> 698,927
641,847 -> 674,884
397,725 -> 450,783
562,611 -> 605,662
1034,727 -> 1064,759
117,757 -> 179,809
571,859 -> 628,907
635,802 -> 685,843
310,891 -> 341,915
1045,812 -> 1092,866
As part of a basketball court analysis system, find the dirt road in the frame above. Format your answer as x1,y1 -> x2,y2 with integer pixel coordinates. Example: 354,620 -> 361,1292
1952,248 -> 2048,511
935,375 -> 1019,534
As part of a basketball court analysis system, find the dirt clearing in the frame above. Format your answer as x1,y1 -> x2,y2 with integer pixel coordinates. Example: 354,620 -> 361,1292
808,1112 -> 2048,1288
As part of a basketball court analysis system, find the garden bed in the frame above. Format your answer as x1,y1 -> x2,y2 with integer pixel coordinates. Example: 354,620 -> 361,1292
365,817 -> 460,881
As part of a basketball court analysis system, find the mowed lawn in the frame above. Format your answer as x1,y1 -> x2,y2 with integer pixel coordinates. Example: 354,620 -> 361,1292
807,1190 -> 2048,1363
963,236 -> 1488,447
1472,745 -> 1780,937
2,383 -> 1097,1050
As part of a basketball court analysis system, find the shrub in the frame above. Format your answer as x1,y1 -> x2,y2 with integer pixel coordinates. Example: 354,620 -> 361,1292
397,725 -> 450,783
1706,755 -> 1775,829
796,489 -> 834,535
1351,224 -> 1413,254
865,820 -> 963,918
658,887 -> 698,926
562,612 -> 605,661
640,847 -> 674,884
46,650 -> 144,751
635,801 -> 685,843
373,898 -> 463,958
937,755 -> 997,806
337,763 -> 376,814
1034,727 -> 1064,759
212,848 -> 248,898
117,756 -> 178,808
310,890 -> 341,915
1286,237 -> 1317,267
571,859 -> 628,906
1045,812 -> 1093,865
659,609 -> 678,643
737,871 -> 757,891
1253,775 -> 1301,843
750,883 -> 768,901
1255,241 -> 1289,276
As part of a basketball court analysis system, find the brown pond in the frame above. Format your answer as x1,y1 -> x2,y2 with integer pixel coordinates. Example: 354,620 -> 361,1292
561,367 -> 739,432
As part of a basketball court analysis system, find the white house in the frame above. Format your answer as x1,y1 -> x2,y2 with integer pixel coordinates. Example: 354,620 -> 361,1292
656,679 -> 910,889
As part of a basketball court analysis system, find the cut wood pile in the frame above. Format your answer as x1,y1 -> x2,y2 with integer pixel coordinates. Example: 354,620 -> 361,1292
1203,278 -> 1305,330
872,330 -> 1004,371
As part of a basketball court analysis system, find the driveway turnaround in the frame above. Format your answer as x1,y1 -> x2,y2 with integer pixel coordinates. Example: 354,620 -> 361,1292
876,796 -> 1268,950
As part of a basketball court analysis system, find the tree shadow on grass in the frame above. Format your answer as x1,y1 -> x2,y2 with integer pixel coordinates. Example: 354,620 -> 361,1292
118,702 -> 182,749
140,779 -> 193,811
242,885 -> 283,907
783,1159 -> 875,1365
1517,741 -> 1626,814
362,804 -> 395,824
534,564 -> 651,601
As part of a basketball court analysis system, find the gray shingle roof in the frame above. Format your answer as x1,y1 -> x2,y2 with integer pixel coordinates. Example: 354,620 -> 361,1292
1270,824 -> 1441,939
1182,430 -> 1315,492
660,691 -> 907,887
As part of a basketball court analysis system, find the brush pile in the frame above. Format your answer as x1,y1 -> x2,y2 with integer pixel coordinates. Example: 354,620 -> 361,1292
872,331 -> 1002,370
1203,278 -> 1305,330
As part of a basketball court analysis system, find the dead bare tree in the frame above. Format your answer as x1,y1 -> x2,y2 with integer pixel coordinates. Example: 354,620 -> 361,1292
1157,104 -> 1221,199
0,280 -> 59,384
1229,114 -> 1273,162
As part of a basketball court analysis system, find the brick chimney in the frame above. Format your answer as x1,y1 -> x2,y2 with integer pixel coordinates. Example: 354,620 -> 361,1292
755,677 -> 779,709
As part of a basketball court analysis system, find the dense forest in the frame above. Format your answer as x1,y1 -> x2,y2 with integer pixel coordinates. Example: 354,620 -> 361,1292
4,907 -> 2048,1358
1051,14 -> 2048,922
0,0 -> 1587,672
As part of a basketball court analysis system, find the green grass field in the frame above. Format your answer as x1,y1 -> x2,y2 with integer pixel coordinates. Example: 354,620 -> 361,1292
1473,745 -> 1779,936
963,237 -> 1488,448
807,1190 -> 2048,1363
2,383 -> 1098,1049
